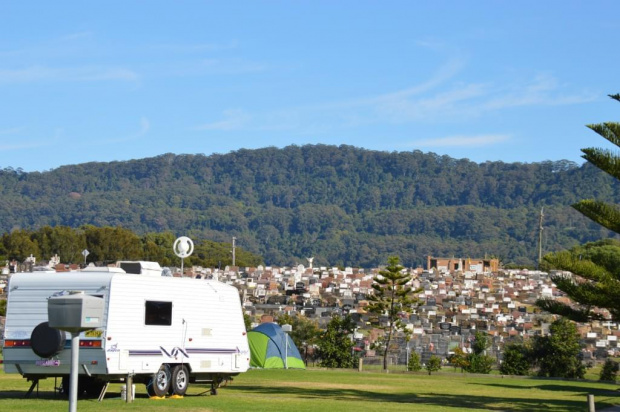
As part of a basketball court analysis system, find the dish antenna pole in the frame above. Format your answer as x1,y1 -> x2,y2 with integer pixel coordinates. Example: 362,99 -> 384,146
232,237 -> 236,267
173,236 -> 194,276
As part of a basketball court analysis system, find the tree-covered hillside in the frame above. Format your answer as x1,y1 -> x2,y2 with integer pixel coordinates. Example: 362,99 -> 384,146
0,145 -> 616,267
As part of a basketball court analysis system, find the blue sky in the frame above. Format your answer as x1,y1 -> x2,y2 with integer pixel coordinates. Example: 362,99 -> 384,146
1,1 -> 619,172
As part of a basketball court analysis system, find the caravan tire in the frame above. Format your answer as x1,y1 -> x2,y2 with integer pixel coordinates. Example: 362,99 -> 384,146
146,365 -> 171,397
169,365 -> 189,396
31,322 -> 66,358
60,376 -> 86,398
84,378 -> 106,398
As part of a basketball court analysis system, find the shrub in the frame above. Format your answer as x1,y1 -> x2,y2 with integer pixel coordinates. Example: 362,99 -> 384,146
499,343 -> 531,376
466,353 -> 495,374
408,351 -> 422,372
448,347 -> 469,372
426,355 -> 442,375
464,331 -> 495,374
599,359 -> 619,382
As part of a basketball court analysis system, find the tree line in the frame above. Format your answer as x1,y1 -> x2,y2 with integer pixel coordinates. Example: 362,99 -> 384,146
0,225 -> 262,268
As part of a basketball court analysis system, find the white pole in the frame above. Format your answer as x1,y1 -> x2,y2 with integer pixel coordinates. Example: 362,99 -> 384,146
281,324 -> 292,369
69,332 -> 80,412
285,333 -> 288,369
407,344 -> 410,370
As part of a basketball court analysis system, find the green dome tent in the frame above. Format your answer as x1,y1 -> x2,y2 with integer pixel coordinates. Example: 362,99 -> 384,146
248,323 -> 306,369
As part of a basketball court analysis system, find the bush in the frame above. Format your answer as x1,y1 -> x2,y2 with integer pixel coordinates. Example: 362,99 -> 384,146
448,347 -> 469,372
500,343 -> 531,376
466,353 -> 495,374
408,351 -> 422,372
599,358 -> 619,382
463,331 -> 495,374
426,355 -> 442,375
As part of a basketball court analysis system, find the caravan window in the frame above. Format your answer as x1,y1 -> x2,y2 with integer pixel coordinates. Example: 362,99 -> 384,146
145,301 -> 172,326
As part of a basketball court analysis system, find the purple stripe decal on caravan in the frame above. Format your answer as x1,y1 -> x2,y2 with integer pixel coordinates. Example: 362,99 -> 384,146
128,347 -> 238,357
186,348 -> 238,354
128,350 -> 161,356
159,346 -> 189,358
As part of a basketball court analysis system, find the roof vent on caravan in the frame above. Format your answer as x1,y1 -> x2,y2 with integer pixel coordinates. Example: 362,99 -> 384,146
81,265 -> 125,274
117,261 -> 163,276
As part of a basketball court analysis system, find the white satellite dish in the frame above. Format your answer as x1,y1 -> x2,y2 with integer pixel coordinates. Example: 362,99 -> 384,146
173,236 -> 194,276
173,236 -> 194,258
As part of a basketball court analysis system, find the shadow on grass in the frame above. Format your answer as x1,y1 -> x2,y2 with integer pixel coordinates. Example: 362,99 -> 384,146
0,389 -> 152,401
227,383 -> 619,411
1,380 -> 618,411
0,383 -> 219,401
474,381 -> 619,396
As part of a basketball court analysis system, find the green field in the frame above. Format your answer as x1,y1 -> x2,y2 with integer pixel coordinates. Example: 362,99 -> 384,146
0,368 -> 618,412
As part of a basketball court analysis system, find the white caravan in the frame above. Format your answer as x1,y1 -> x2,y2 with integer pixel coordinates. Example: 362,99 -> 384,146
2,263 -> 250,398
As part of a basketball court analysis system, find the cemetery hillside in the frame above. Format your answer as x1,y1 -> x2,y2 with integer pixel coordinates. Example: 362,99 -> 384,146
0,145 -> 617,268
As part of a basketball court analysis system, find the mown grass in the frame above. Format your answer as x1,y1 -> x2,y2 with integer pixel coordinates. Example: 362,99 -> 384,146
0,368 -> 618,411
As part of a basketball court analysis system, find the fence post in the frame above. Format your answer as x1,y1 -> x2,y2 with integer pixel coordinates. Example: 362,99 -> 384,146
587,394 -> 595,412
358,358 -> 363,372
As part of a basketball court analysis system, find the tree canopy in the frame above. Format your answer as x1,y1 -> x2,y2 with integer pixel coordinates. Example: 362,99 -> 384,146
316,315 -> 356,369
531,317 -> 585,379
0,225 -> 263,268
538,94 -> 620,322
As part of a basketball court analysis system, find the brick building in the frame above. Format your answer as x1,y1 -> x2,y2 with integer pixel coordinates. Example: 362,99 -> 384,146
427,256 -> 499,273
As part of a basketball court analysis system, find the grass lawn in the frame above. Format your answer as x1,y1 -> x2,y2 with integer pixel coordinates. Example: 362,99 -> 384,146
0,368 -> 618,412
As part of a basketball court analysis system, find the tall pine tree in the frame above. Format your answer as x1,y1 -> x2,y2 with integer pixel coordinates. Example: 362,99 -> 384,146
538,94 -> 620,321
368,256 -> 421,371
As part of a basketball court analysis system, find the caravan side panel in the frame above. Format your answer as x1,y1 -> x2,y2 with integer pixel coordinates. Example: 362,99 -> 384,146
104,276 -> 250,376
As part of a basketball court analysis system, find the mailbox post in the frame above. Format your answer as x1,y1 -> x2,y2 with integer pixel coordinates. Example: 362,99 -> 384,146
48,292 -> 104,412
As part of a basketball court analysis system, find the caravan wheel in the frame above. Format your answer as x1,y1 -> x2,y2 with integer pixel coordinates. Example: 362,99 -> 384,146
146,365 -> 171,397
84,378 -> 106,398
60,376 -> 86,398
169,365 -> 189,396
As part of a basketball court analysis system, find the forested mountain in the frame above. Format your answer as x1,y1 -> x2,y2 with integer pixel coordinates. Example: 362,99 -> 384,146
0,145 -> 616,268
